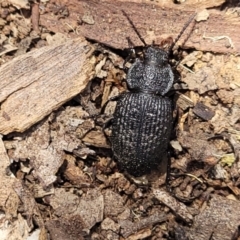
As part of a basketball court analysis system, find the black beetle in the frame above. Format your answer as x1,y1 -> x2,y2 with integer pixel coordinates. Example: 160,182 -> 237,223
108,12 -> 196,178
111,46 -> 174,177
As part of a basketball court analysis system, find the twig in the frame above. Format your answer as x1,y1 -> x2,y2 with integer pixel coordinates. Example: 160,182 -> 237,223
203,33 -> 234,48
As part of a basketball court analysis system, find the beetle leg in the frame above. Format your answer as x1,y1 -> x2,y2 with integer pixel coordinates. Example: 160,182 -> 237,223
166,151 -> 173,194
102,117 -> 113,142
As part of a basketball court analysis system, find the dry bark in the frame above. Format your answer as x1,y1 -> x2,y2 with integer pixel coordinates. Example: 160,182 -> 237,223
0,37 -> 96,135
40,0 -> 240,54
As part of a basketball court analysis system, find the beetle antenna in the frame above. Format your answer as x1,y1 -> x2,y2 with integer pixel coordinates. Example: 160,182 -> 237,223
122,10 -> 147,46
168,13 -> 197,54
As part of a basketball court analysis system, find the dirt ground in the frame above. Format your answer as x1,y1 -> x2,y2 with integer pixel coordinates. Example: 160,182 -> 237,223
0,0 -> 240,239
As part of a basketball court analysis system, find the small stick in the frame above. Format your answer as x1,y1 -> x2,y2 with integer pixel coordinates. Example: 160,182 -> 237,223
31,2 -> 40,32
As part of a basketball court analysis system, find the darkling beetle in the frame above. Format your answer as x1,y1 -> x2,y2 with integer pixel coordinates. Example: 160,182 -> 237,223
105,11 -> 196,186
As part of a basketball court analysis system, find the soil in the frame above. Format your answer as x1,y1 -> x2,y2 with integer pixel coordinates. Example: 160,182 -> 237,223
0,0 -> 240,240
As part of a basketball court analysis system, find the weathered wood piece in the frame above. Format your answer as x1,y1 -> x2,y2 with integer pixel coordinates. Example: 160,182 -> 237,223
193,101 -> 215,120
0,38 -> 96,135
153,189 -> 193,223
40,0 -> 240,54
0,137 -> 19,218
119,212 -> 167,238
187,194 -> 240,240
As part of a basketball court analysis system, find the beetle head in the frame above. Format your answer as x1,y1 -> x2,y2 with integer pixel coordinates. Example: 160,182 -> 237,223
144,47 -> 169,66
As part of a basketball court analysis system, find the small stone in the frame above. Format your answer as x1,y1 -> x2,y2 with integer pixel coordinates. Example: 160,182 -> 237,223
101,217 -> 120,232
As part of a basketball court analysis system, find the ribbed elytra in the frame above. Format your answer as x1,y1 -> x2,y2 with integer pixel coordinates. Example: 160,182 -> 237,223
112,92 -> 172,177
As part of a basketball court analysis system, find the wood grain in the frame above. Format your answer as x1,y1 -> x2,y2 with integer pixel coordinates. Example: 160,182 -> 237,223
0,38 -> 96,135
40,0 -> 240,54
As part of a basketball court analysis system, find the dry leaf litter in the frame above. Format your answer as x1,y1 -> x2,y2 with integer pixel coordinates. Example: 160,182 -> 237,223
0,0 -> 240,239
